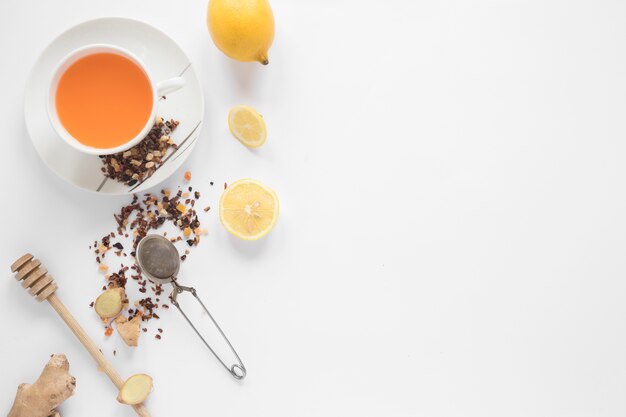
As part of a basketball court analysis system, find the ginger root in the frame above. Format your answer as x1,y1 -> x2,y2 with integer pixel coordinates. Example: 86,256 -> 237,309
114,313 -> 142,347
117,373 -> 153,405
95,287 -> 125,319
8,354 -> 76,417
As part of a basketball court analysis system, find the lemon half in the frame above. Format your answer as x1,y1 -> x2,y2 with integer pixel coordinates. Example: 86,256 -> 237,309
219,179 -> 279,240
228,105 -> 267,148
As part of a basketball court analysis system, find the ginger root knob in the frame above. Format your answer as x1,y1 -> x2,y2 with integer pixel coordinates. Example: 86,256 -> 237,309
8,354 -> 76,417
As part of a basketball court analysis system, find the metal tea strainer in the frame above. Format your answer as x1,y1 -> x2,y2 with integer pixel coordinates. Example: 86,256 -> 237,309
136,234 -> 246,380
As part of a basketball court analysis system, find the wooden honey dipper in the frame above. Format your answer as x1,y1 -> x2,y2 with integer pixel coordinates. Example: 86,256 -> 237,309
10,253 -> 152,417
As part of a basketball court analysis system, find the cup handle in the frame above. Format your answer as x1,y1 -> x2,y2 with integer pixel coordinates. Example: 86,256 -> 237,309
156,77 -> 185,97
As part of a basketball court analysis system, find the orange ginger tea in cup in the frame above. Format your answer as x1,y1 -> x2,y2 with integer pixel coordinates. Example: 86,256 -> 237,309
55,53 -> 153,149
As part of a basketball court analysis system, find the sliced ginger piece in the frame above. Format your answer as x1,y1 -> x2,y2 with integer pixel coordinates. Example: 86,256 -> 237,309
117,374 -> 153,405
115,313 -> 142,347
94,288 -> 124,319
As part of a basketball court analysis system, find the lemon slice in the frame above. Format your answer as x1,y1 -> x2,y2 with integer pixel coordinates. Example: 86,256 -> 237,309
219,179 -> 279,240
228,105 -> 267,148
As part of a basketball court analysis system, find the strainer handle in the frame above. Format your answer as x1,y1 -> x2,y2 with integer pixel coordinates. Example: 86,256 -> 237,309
169,281 -> 247,380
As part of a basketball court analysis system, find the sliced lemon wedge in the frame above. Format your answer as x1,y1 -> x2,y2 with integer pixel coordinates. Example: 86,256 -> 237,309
228,105 -> 267,148
219,179 -> 279,240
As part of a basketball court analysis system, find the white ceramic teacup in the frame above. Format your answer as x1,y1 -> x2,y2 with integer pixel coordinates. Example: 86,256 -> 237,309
47,44 -> 184,155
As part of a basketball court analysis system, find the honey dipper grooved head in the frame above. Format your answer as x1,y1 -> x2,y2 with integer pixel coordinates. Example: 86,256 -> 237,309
10,254 -> 58,302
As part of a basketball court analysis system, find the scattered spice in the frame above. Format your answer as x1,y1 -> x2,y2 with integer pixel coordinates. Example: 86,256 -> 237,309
90,182 -> 211,346
99,118 -> 180,186
184,171 -> 192,182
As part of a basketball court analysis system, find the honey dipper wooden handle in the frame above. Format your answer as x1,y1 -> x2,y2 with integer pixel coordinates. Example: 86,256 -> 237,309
46,294 -> 152,417
10,254 -> 151,417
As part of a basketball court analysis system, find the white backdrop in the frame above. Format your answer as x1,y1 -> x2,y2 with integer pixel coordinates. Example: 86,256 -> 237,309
1,0 -> 626,416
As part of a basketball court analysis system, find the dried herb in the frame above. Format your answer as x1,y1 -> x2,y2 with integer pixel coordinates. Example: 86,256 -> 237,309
99,118 -> 180,186
90,177 -> 210,344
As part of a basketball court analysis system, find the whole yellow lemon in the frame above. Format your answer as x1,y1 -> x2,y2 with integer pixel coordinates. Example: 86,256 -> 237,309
207,0 -> 275,65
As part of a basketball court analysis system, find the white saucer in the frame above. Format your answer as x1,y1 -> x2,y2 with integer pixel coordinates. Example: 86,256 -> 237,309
24,17 -> 204,195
